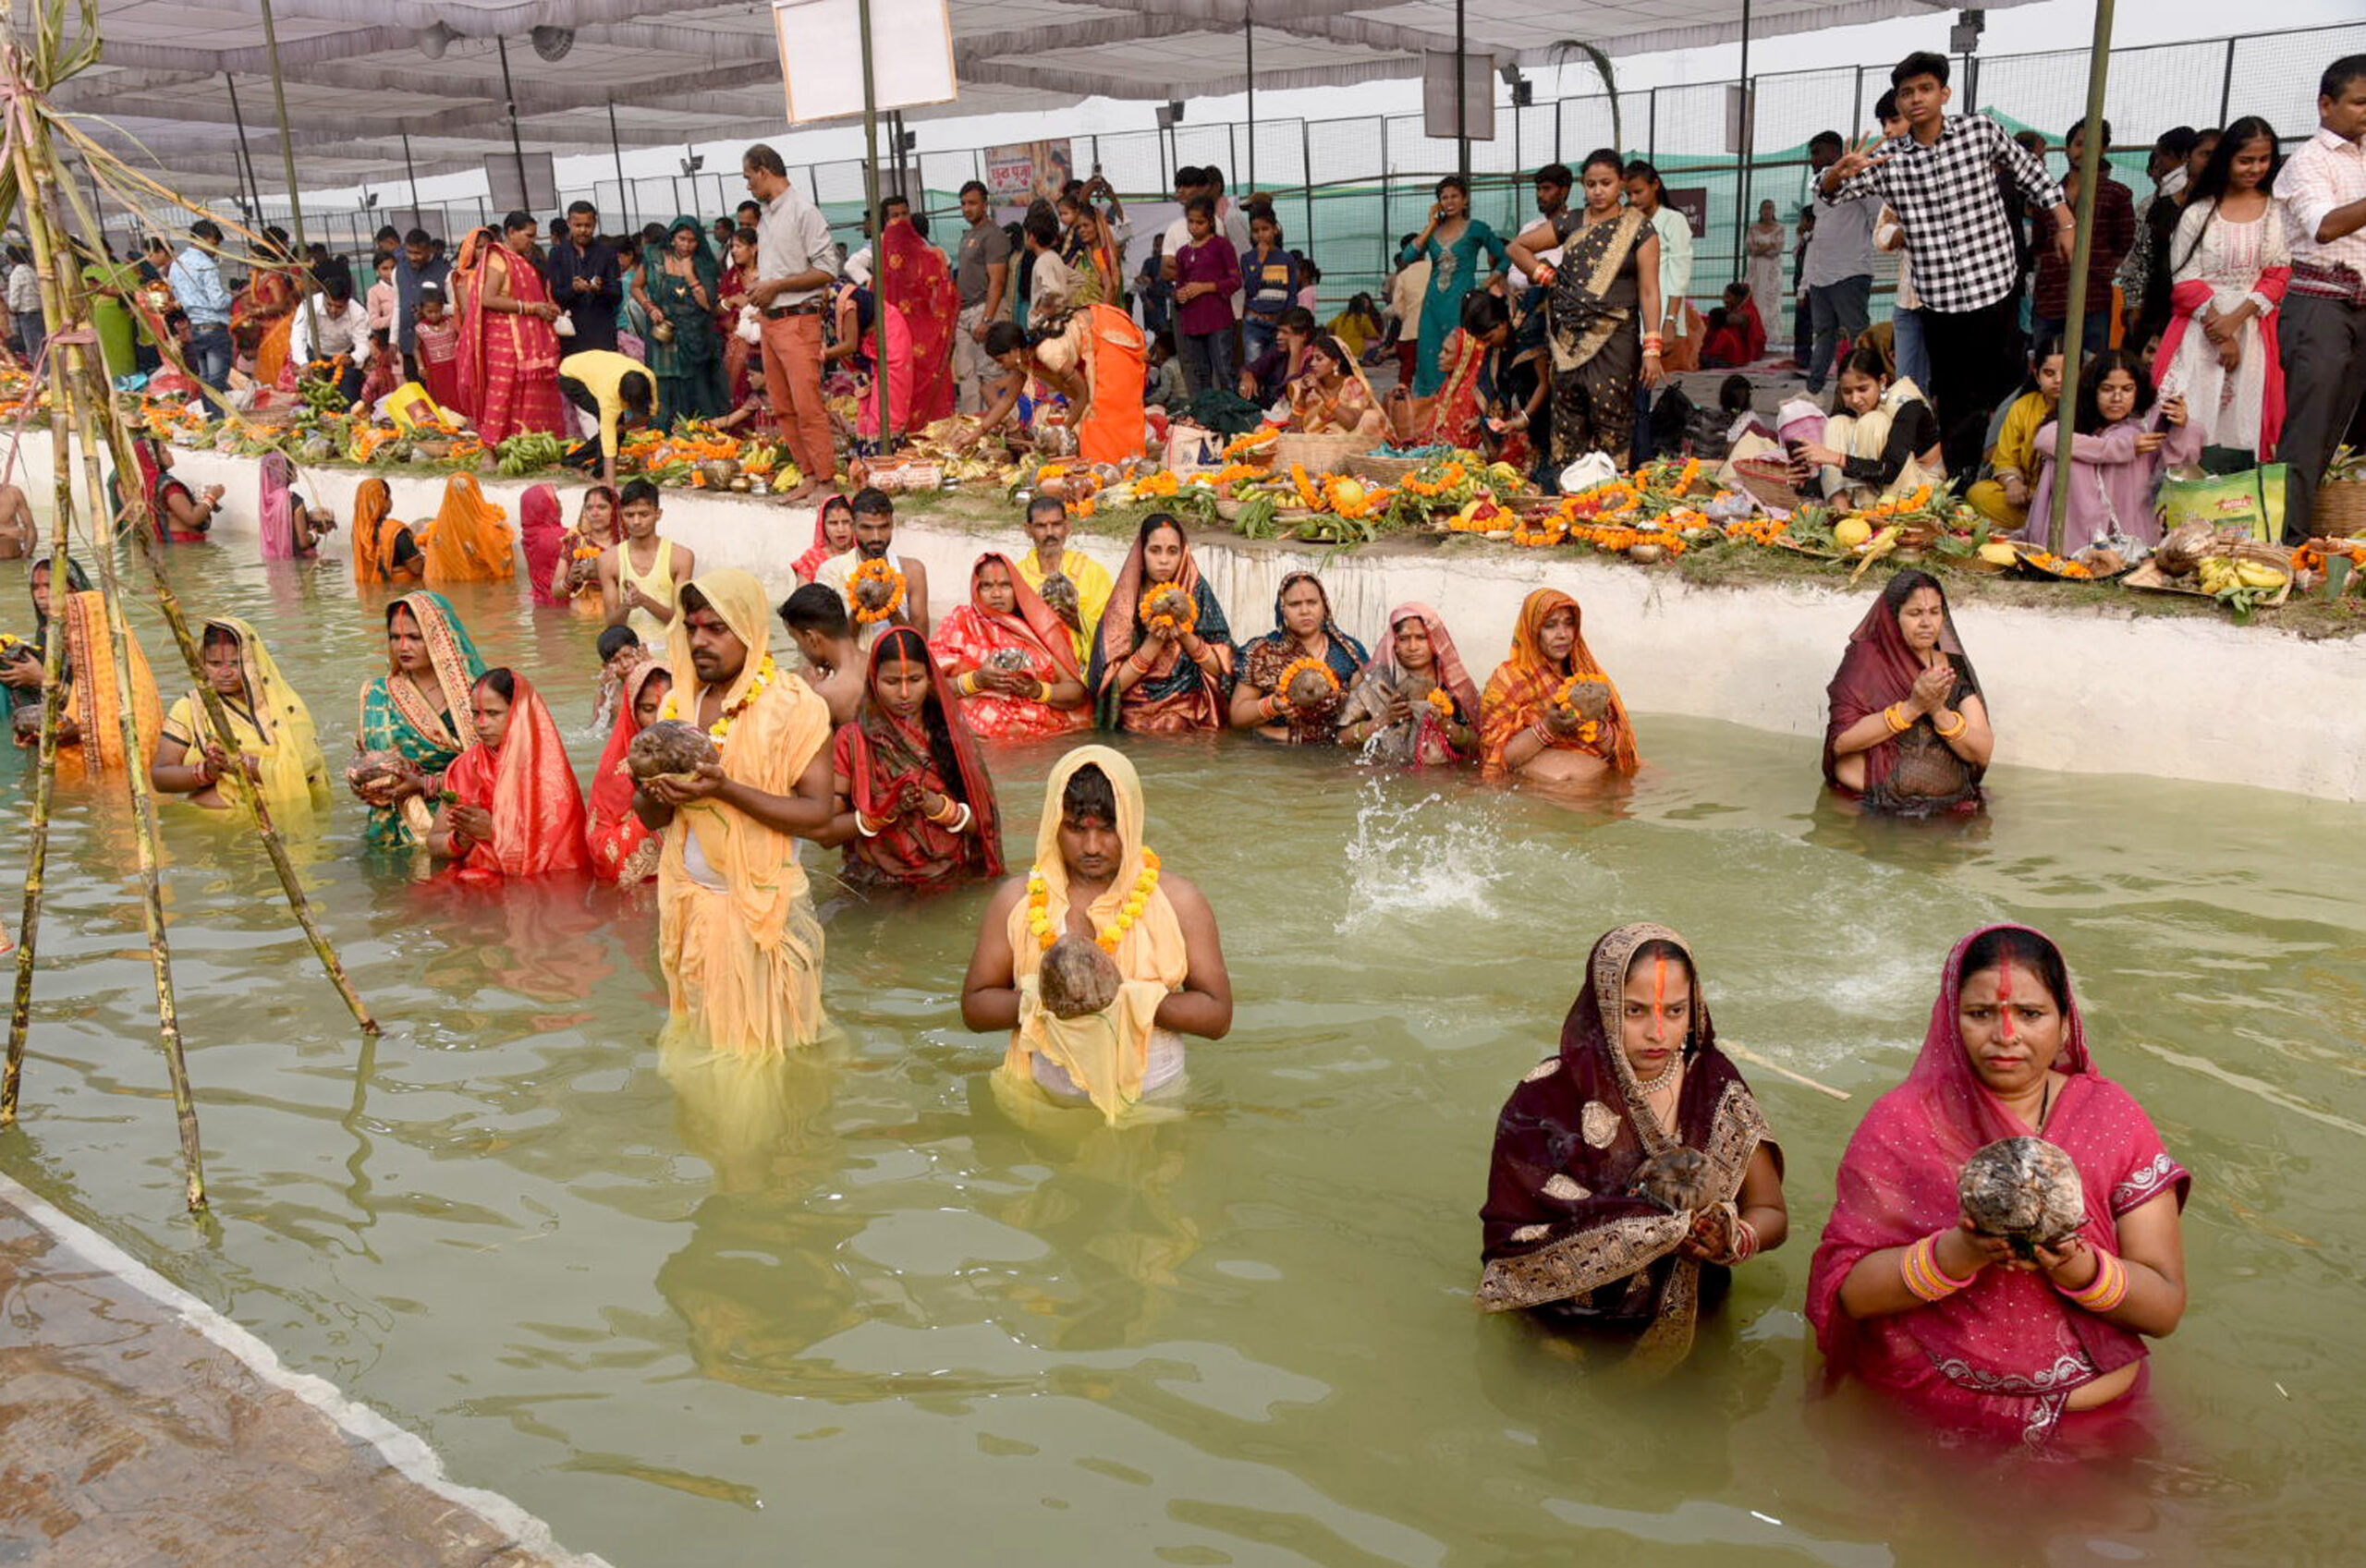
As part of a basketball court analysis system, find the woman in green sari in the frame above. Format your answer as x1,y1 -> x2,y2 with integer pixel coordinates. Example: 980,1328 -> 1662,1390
632,216 -> 728,424
350,590 -> 485,847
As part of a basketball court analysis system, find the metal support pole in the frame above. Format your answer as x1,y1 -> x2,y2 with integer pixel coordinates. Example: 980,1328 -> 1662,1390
608,101 -> 633,232
859,0 -> 889,453
2044,0 -> 2117,555
494,34 -> 531,214
256,0 -> 315,355
2216,39 -> 2236,128
1300,119 -> 1315,263
223,72 -> 262,223
1454,0 -> 1468,177
1733,0 -> 1754,294
401,130 -> 421,215
1245,3 -> 1257,192
1647,87 -> 1658,162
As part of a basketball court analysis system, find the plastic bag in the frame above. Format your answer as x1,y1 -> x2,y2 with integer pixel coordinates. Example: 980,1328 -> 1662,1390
1557,452 -> 1619,494
2155,465 -> 2286,543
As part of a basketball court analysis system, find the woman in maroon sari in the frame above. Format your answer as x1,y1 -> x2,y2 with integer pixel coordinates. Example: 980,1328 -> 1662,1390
1807,924 -> 2190,1450
1823,568 -> 1993,817
827,626 -> 1005,895
455,215 -> 566,446
1478,924 -> 1787,1363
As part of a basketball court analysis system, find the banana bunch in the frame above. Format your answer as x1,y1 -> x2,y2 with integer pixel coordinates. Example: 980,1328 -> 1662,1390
2197,555 -> 2287,596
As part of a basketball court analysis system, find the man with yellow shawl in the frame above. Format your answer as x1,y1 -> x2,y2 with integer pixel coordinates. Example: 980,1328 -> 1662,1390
961,747 -> 1231,1124
1014,495 -> 1112,666
635,568 -> 836,1056
150,617 -> 329,820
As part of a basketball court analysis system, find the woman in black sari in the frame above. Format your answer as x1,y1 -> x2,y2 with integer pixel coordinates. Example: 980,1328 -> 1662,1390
1479,924 -> 1787,1362
1506,148 -> 1663,468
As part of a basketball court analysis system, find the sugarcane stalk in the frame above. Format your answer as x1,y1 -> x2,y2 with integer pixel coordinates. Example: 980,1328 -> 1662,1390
2,101 -> 79,1125
1,66 -> 205,1208
45,152 -> 380,1037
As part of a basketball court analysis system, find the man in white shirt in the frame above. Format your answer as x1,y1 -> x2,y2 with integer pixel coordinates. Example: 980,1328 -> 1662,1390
287,272 -> 372,405
743,142 -> 839,504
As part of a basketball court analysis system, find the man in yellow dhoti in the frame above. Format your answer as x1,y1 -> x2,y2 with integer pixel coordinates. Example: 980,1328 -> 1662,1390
1013,496 -> 1112,667
636,567 -> 836,1054
961,745 -> 1231,1124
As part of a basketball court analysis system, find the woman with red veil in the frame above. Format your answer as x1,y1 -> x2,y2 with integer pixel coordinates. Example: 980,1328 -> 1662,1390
1822,567 -> 1993,816
586,659 -> 671,884
426,667 -> 590,880
826,626 -> 1004,894
880,215 -> 959,426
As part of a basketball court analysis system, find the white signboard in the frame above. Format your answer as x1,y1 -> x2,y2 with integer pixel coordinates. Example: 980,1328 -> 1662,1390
774,0 -> 957,125
1422,51 -> 1494,142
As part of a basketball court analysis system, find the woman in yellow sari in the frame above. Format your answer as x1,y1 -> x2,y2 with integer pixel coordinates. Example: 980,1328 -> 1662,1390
420,472 -> 516,584
961,746 -> 1232,1125
150,617 -> 328,817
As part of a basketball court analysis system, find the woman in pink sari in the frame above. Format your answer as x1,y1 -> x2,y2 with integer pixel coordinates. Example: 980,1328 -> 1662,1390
929,552 -> 1092,740
827,278 -> 913,454
455,216 -> 566,445
1807,924 -> 2190,1451
518,483 -> 569,607
256,451 -> 332,560
880,216 -> 958,426
793,493 -> 855,585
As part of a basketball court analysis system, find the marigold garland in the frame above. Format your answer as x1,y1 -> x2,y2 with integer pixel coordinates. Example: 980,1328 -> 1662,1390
659,655 -> 777,747
1274,654 -> 1341,706
1509,513 -> 1567,548
1551,673 -> 1608,747
1424,687 -> 1457,722
1028,847 -> 1164,954
851,557 -> 908,624
1290,463 -> 1323,510
1140,583 -> 1198,638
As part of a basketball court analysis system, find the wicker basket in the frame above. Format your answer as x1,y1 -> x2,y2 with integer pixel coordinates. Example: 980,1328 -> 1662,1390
1346,450 -> 1429,485
2315,477 -> 2366,540
1271,431 -> 1375,476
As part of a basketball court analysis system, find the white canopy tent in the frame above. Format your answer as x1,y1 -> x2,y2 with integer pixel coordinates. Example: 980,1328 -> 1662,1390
55,0 -> 2039,206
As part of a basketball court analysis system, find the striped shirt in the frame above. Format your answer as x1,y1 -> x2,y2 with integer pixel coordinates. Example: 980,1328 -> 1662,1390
1830,113 -> 2063,314
2275,127 -> 2366,282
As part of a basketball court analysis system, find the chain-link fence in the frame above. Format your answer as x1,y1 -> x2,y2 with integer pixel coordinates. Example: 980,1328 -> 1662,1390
166,19 -> 2365,322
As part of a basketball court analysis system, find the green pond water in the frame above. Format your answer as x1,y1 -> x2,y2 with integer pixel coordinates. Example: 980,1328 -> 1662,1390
4,553 -> 2364,1566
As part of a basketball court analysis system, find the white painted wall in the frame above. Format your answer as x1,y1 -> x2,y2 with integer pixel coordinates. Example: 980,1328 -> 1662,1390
13,433 -> 2363,801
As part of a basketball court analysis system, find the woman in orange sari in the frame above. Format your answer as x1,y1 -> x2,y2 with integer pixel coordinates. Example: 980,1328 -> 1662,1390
34,588 -> 163,777
455,215 -> 566,445
880,215 -> 958,426
427,667 -> 591,880
929,552 -> 1092,740
232,235 -> 300,384
349,477 -> 423,588
586,659 -> 670,884
990,302 -> 1149,465
1480,587 -> 1640,785
421,472 -> 517,583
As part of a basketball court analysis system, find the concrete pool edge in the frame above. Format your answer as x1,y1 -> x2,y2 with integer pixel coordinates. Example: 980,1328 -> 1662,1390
0,1171 -> 611,1567
10,432 -> 2364,801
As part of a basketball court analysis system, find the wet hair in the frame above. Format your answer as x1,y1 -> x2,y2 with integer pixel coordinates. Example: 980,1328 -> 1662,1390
1957,927 -> 2072,1016
1535,163 -> 1573,188
595,625 -> 640,662
1275,305 -> 1317,337
778,581 -> 851,638
1061,761 -> 1117,826
475,667 -> 517,702
983,320 -> 1027,359
744,143 -> 787,177
1579,147 -> 1623,178
2073,347 -> 2156,433
1892,50 -> 1949,89
618,478 -> 661,510
2321,55 -> 2366,103
2179,115 -> 2285,272
1026,493 -> 1067,526
1459,290 -> 1509,336
851,486 -> 894,518
870,626 -> 970,805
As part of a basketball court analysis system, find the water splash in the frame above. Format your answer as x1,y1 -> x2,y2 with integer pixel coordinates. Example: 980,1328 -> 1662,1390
1335,776 -> 1609,936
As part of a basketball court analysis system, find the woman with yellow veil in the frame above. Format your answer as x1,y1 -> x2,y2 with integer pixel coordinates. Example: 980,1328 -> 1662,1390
150,617 -> 329,818
960,746 -> 1231,1124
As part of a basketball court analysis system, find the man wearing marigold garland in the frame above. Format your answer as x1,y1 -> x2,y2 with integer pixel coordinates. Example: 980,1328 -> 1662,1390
814,486 -> 930,649
637,568 -> 836,1055
1013,494 -> 1111,664
961,747 -> 1230,1124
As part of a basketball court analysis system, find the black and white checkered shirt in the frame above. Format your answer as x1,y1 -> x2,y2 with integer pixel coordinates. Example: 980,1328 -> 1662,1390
1830,113 -> 2064,314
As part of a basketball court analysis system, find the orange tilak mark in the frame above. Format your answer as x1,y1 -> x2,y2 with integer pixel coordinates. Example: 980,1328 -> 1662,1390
1997,964 -> 2016,1041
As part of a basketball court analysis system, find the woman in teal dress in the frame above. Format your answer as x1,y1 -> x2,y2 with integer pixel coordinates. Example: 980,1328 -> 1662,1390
351,590 -> 485,848
1400,175 -> 1509,399
632,215 -> 727,424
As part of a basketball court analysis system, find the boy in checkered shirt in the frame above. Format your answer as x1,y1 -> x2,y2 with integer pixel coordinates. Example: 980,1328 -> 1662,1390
1823,51 -> 2073,480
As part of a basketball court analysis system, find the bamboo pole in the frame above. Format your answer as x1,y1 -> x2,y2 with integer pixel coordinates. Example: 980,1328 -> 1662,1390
43,163 -> 381,1036
2043,0 -> 2116,555
0,111 -> 205,1208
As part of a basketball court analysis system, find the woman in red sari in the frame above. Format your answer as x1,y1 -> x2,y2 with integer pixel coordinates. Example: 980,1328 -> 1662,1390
929,552 -> 1091,740
455,215 -> 566,445
427,667 -> 591,880
793,493 -> 855,585
1808,924 -> 2190,1451
1480,587 -> 1640,784
586,659 -> 670,884
717,226 -> 758,407
518,483 -> 569,608
827,626 -> 1004,894
1823,568 -> 1993,817
880,215 -> 958,427
1421,292 -> 1543,470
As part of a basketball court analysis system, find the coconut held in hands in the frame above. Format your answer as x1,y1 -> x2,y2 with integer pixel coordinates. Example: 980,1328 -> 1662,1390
628,719 -> 721,784
1286,665 -> 1336,711
1959,1136 -> 2086,1256
1039,935 -> 1122,1020
1628,1147 -> 1716,1214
